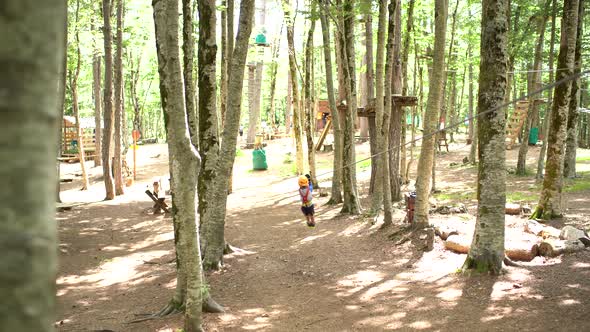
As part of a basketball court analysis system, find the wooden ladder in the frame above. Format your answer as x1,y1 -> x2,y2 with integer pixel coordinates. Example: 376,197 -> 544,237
506,101 -> 529,149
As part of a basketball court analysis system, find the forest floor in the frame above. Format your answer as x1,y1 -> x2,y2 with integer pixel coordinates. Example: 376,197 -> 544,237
55,134 -> 590,332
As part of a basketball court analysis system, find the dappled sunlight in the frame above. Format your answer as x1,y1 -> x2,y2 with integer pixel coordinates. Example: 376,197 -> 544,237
299,232 -> 331,244
334,270 -> 384,297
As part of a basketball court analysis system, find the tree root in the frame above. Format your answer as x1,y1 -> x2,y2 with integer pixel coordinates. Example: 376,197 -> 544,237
503,255 -> 525,268
126,300 -> 182,324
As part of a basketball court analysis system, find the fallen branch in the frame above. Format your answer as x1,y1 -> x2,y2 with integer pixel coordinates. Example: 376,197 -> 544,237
538,239 -> 586,257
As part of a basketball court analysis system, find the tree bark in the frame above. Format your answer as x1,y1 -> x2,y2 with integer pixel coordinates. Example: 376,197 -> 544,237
0,0 -> 65,330
283,0 -> 304,174
462,0 -> 509,275
56,13 -> 68,203
319,0 -> 343,205
183,0 -> 198,146
414,0 -> 447,228
400,0 -> 415,185
102,0 -> 116,200
220,0 -> 228,126
201,0 -> 254,270
197,0 -> 220,255
153,0 -> 203,330
267,24 -> 283,130
563,0 -> 583,178
114,0 -> 125,196
536,0 -> 558,180
533,0 -> 580,220
339,0 -> 361,214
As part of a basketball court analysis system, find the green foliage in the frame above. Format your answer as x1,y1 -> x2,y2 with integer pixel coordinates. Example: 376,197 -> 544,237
564,174 -> 590,193
356,158 -> 371,171
506,191 -> 539,203
434,191 -> 476,202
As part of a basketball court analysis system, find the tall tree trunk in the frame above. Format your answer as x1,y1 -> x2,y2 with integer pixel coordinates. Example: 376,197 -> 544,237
414,0 -> 447,227
0,0 -> 65,330
201,0 -> 254,270
70,2 -> 89,191
57,14 -> 68,203
198,0 -> 220,254
370,0 -> 388,216
183,0 -> 198,146
220,0 -> 228,126
400,0 -> 415,185
536,0 -> 558,180
462,0 -> 509,275
320,0 -> 343,205
92,12 -> 103,168
381,0 -> 397,226
304,16 -> 319,188
153,1 -> 204,330
102,0 -> 116,200
533,0 -> 579,220
516,0 -> 549,176
283,0 -> 304,174
114,0 -> 125,196
267,24 -> 283,130
468,48 -> 477,164
563,0 -> 583,178
389,0 -> 402,202
365,14 -> 378,195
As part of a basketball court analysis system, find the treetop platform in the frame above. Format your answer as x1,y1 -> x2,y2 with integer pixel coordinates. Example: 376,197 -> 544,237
358,95 -> 418,118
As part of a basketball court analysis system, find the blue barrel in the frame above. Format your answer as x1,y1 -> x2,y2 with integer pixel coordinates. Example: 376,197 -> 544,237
529,127 -> 539,145
252,149 -> 268,170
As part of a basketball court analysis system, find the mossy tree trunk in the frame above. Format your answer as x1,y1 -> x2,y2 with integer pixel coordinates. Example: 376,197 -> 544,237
201,0 -> 254,270
153,1 -> 204,330
563,0 -> 583,178
463,0 -> 509,275
389,0 -> 402,202
319,0 -> 343,205
414,0 -> 447,228
533,0 -> 580,220
304,14 -> 319,188
197,0 -> 221,267
339,0 -> 361,214
92,8 -> 103,168
102,0 -> 116,200
400,0 -> 415,185
0,0 -> 65,330
183,0 -> 198,147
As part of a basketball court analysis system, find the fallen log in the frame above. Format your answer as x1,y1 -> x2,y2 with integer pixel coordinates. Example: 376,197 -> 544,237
445,235 -> 539,262
559,225 -> 590,242
505,203 -> 522,215
524,220 -> 560,239
538,239 -> 586,257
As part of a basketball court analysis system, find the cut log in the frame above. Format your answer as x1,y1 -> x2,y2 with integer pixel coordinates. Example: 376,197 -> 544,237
538,239 -> 586,257
505,203 -> 522,215
434,226 -> 459,240
559,225 -> 589,241
505,243 -> 539,262
444,235 -> 471,254
523,220 -> 560,239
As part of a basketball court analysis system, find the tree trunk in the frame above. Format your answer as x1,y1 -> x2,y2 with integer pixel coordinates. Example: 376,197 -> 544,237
0,0 -> 65,330
70,0 -> 89,191
536,0 -> 558,180
267,24 -> 283,130
414,0 -> 447,228
304,16 -> 319,188
365,14 -> 378,194
389,0 -> 402,202
220,0 -> 228,126
113,0 -> 125,196
197,0 -> 220,254
102,0 -> 116,200
516,0 -> 549,176
400,0 -> 415,185
201,0 -> 254,270
338,0 -> 361,214
533,0 -> 580,220
283,0 -> 304,174
563,0 -> 583,178
153,1 -> 203,330
183,0 -> 198,146
469,57 -> 478,164
319,0 -> 343,205
56,15 -> 68,203
462,0 -> 509,275
92,13 -> 103,168
370,0 -> 389,217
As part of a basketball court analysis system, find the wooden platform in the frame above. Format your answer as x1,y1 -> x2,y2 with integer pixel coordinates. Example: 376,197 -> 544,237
358,95 -> 418,118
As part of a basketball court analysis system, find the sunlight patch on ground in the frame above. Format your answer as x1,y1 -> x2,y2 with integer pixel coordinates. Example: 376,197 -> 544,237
337,220 -> 371,237
299,233 -> 330,244
409,320 -> 433,329
482,305 -> 513,322
336,270 -> 384,296
560,298 -> 581,306
436,288 -> 463,302
57,249 -> 169,293
572,262 -> 590,269
360,279 -> 405,301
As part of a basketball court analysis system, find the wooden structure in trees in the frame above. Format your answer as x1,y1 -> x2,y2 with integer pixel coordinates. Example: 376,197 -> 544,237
61,116 -> 97,158
505,99 -> 545,149
358,95 -> 418,118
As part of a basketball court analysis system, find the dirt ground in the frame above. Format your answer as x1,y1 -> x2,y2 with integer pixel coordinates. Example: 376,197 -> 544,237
55,135 -> 590,331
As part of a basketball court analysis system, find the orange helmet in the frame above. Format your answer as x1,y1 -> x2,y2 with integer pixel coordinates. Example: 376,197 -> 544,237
298,175 -> 309,186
